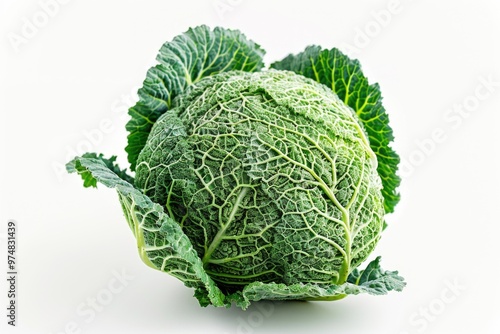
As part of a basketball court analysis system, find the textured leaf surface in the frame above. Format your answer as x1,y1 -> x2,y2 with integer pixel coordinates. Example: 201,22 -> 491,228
67,28 -> 405,309
234,256 -> 405,308
271,46 -> 400,214
135,70 -> 385,291
347,256 -> 406,294
66,153 -> 134,186
126,25 -> 265,170
66,154 -> 403,309
66,155 -> 228,307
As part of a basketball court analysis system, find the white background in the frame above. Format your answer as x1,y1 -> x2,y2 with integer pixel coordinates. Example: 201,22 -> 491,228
1,0 -> 499,333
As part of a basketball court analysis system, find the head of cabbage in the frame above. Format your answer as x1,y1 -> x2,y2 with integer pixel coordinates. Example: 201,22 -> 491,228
67,26 -> 404,309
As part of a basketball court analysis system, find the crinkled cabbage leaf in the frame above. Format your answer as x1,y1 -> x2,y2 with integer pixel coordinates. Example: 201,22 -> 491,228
67,25 -> 404,309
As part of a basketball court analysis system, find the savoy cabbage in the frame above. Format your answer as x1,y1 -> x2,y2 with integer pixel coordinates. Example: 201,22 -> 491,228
67,26 -> 404,309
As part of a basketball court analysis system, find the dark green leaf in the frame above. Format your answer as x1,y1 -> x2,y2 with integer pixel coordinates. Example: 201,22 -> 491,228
347,256 -> 406,294
271,46 -> 400,214
66,153 -> 134,187
126,25 -> 265,170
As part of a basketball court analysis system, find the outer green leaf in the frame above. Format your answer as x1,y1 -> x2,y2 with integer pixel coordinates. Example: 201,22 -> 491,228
126,65 -> 184,171
66,155 -> 228,307
347,256 -> 406,294
66,153 -> 134,186
233,257 -> 405,309
126,25 -> 265,170
271,46 -> 400,214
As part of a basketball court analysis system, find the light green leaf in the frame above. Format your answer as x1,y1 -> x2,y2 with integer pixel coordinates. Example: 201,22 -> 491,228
271,46 -> 401,214
126,25 -> 265,170
66,155 -> 228,307
232,257 -> 405,308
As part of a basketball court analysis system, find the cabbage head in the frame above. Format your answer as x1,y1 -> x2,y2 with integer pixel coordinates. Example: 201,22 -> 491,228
67,26 -> 404,309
